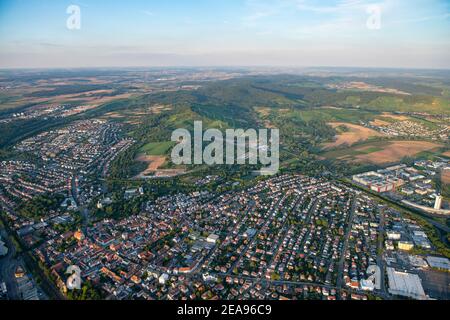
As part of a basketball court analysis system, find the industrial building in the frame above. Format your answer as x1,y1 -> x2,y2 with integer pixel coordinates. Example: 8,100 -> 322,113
387,267 -> 428,300
426,256 -> 450,271
352,171 -> 404,193
398,241 -> 414,251
434,195 -> 443,210
386,231 -> 401,240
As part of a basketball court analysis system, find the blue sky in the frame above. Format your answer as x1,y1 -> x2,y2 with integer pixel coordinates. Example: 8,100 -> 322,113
0,0 -> 449,68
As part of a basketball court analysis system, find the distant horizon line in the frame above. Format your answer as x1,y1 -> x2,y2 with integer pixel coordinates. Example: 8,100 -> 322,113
1,65 -> 450,72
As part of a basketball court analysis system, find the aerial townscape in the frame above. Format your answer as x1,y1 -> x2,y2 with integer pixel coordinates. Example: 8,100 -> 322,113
0,67 -> 448,302
0,0 -> 449,307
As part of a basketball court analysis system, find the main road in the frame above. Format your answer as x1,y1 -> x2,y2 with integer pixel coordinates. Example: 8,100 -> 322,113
0,227 -> 20,299
336,194 -> 356,294
376,208 -> 387,295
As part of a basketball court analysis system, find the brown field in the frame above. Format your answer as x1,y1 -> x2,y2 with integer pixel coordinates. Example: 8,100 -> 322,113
264,120 -> 276,129
135,154 -> 185,178
104,112 -> 125,119
370,118 -> 391,126
254,107 -> 271,117
150,104 -> 173,114
125,120 -> 143,125
69,92 -> 135,106
254,107 -> 277,128
328,82 -> 410,95
442,169 -> 450,185
136,154 -> 166,171
325,122 -> 384,148
355,141 -> 442,164
0,90 -> 135,113
381,113 -> 410,121
51,92 -> 109,102
442,150 -> 450,158
102,104 -> 172,123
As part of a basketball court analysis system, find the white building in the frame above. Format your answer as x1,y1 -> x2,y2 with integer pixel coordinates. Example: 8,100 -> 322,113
387,268 -> 428,300
158,273 -> 169,285
202,273 -> 218,282
434,195 -> 442,210
386,231 -> 401,240
426,256 -> 450,271
360,279 -> 375,291
206,233 -> 219,244
360,265 -> 381,291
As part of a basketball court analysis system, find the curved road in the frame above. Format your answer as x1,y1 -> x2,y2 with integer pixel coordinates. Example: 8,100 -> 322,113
0,228 -> 20,299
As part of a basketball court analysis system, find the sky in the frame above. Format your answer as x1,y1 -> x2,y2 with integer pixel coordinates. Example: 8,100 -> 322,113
0,0 -> 449,69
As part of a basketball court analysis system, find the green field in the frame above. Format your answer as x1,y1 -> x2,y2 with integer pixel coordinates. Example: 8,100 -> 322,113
271,108 -> 378,124
139,141 -> 175,156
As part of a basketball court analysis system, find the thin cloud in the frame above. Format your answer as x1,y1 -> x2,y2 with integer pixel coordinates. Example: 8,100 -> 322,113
142,10 -> 154,17
390,12 -> 450,25
243,11 -> 274,23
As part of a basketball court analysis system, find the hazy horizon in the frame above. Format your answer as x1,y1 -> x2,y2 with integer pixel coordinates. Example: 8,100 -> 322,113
1,65 -> 450,72
1,0 -> 449,69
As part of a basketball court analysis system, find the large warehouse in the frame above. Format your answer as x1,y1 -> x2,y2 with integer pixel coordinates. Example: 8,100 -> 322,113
387,267 -> 428,300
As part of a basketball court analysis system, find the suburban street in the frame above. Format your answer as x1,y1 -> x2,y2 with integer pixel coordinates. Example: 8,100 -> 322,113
336,195 -> 356,293
377,208 -> 387,295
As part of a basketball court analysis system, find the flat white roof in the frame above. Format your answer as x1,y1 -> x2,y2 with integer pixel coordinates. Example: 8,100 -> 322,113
387,267 -> 427,299
426,256 -> 450,270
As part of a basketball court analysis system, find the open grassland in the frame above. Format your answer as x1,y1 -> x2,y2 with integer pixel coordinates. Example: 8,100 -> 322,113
281,108 -> 377,123
139,141 -> 175,156
322,140 -> 443,165
280,109 -> 432,127
364,96 -> 450,115
324,122 -> 384,148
